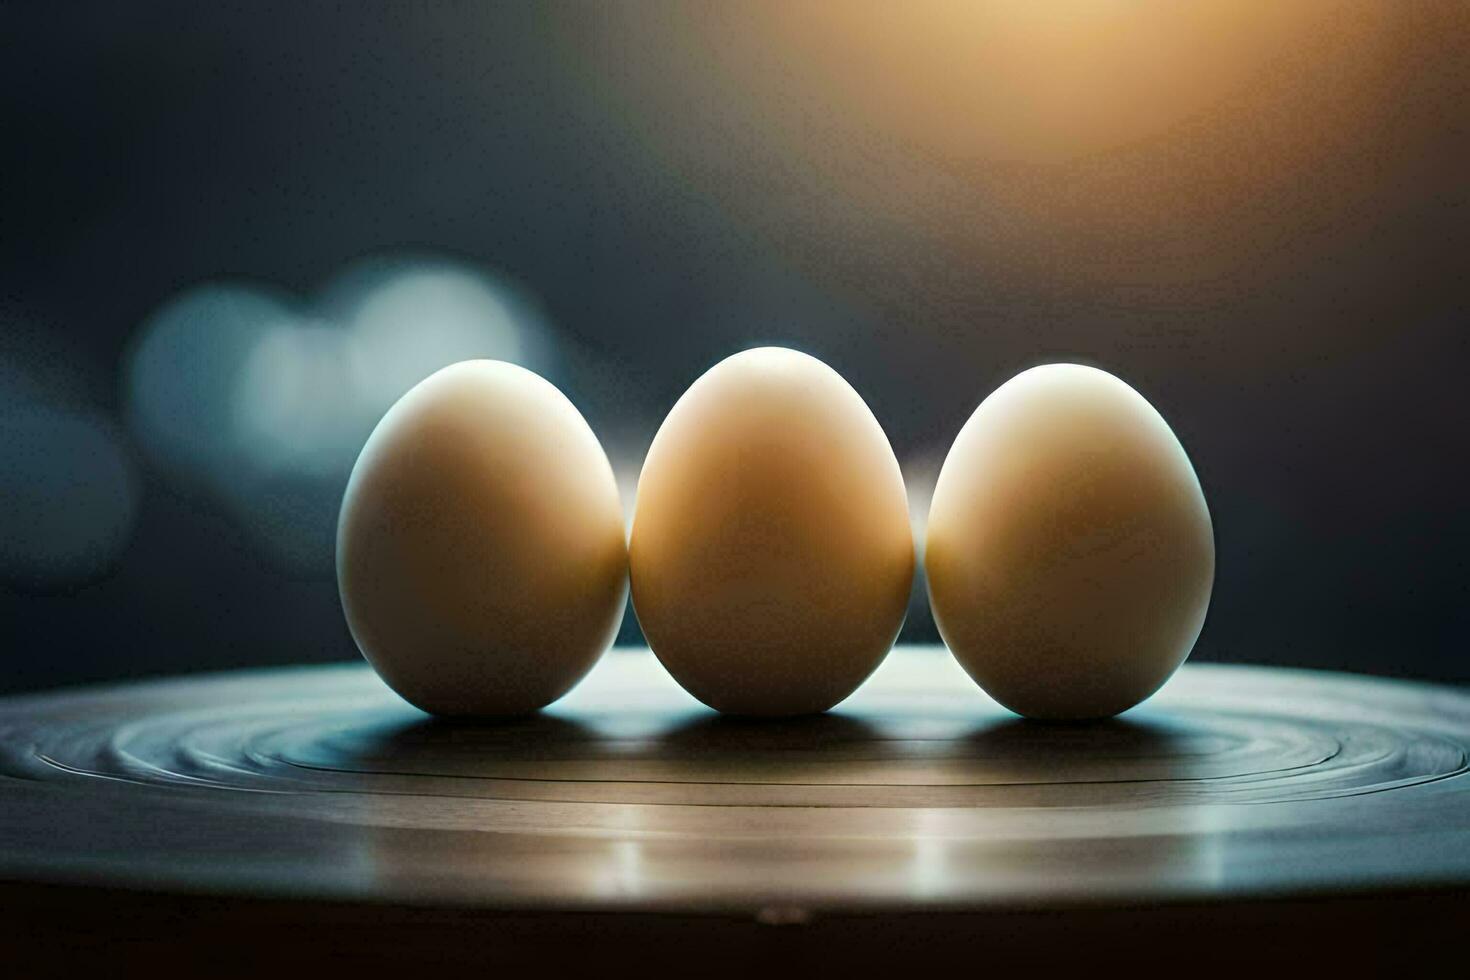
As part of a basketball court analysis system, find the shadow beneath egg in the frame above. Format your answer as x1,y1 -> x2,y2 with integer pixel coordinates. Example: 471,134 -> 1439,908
305,710 -> 602,775
659,709 -> 881,751
960,712 -> 1192,762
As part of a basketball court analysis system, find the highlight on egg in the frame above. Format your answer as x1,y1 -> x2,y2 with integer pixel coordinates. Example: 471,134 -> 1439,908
629,347 -> 915,716
336,359 -> 627,716
925,363 -> 1215,720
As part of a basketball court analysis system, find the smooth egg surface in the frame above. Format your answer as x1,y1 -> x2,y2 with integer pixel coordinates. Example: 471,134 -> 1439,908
630,348 -> 914,715
337,360 -> 627,716
925,364 -> 1214,720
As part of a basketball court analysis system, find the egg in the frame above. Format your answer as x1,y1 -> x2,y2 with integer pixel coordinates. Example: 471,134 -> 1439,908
925,364 -> 1214,720
336,360 -> 627,716
630,347 -> 914,715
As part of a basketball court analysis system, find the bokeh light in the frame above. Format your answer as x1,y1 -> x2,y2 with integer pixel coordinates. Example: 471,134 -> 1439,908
1,313 -> 140,589
331,258 -> 540,413
233,320 -> 365,477
125,283 -> 296,486
0,405 -> 140,588
123,256 -> 553,571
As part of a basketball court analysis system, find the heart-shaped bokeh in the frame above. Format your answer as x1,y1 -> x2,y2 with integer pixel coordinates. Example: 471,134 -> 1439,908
123,255 -> 556,571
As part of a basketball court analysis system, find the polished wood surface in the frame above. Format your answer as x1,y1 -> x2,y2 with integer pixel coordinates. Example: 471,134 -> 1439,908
1,647 -> 1467,970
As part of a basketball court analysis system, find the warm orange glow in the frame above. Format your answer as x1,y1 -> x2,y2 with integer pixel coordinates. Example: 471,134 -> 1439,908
567,1 -> 1406,295
771,1 -> 1384,163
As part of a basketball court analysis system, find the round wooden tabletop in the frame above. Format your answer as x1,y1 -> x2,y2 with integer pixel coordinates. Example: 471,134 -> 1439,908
2,647 -> 1467,971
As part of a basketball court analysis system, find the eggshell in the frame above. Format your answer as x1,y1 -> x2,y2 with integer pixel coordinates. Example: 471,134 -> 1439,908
630,347 -> 914,715
925,364 -> 1214,720
337,360 -> 626,716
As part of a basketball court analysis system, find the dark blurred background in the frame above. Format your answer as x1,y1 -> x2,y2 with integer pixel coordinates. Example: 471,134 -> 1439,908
2,2 -> 1466,694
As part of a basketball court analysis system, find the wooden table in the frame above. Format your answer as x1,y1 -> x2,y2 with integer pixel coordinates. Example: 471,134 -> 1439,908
2,647 -> 1467,973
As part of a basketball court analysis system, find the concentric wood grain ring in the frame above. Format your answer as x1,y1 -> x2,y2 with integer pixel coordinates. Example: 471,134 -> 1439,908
1,648 -> 1468,910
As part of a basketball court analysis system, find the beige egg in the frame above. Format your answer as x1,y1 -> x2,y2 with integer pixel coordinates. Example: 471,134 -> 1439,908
630,347 -> 914,715
336,360 -> 627,716
925,364 -> 1214,720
